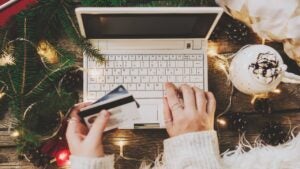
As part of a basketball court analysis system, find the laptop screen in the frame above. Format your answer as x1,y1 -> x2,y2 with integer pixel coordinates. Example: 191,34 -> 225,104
81,14 -> 218,39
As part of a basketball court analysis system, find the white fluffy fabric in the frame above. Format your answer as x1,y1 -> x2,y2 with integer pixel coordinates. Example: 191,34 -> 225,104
221,134 -> 300,169
144,133 -> 300,169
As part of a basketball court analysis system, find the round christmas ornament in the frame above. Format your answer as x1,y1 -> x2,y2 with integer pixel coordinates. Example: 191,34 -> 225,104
260,121 -> 288,146
224,20 -> 249,43
61,69 -> 83,92
37,40 -> 59,64
228,113 -> 248,132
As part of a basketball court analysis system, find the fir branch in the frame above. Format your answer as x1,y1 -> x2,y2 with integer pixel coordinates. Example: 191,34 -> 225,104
24,65 -> 74,99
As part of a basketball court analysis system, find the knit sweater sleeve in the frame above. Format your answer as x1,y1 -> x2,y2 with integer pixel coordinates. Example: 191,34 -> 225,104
70,155 -> 114,169
163,130 -> 221,169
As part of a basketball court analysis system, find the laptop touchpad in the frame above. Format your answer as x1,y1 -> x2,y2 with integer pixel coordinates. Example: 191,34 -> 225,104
136,105 -> 158,123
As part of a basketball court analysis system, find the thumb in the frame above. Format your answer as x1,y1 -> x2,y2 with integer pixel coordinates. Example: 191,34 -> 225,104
86,110 -> 110,141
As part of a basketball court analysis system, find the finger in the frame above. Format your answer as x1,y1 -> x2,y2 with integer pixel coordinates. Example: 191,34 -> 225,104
86,110 -> 110,142
165,82 -> 183,113
180,84 -> 196,111
70,102 -> 92,119
205,92 -> 216,119
163,97 -> 173,127
193,87 -> 207,113
66,118 -> 83,146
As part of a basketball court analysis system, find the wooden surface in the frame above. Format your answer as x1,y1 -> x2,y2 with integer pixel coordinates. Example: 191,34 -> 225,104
1,14 -> 300,169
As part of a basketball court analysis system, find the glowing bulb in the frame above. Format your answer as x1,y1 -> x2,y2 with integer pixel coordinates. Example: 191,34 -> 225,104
217,118 -> 227,126
0,92 -> 5,99
56,149 -> 70,167
273,89 -> 281,94
10,131 -> 20,137
117,140 -> 126,156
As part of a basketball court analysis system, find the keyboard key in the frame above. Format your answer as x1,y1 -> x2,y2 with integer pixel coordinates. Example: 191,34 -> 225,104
141,76 -> 150,83
88,76 -> 97,83
159,76 -> 167,82
124,76 -> 132,83
108,55 -> 115,61
131,69 -> 139,75
190,76 -> 202,82
194,61 -> 202,68
122,55 -> 129,60
176,76 -> 183,82
104,69 -> 112,75
157,55 -> 163,60
136,55 -> 143,60
132,76 -> 141,83
167,61 -> 176,67
175,68 -> 183,75
166,68 -> 174,75
113,69 -> 122,75
115,61 -> 123,68
122,68 -> 130,75
87,92 -> 97,100
124,61 -> 132,68
137,83 -> 146,90
129,55 -> 136,60
185,61 -> 193,67
139,69 -> 148,75
97,76 -> 105,83
141,61 -> 149,67
150,76 -> 158,82
106,76 -> 114,83
146,83 -> 154,90
163,55 -> 170,60
128,84 -> 137,90
116,55 -> 122,60
143,55 -> 150,60
131,91 -> 163,99
196,68 -> 203,75
168,76 -> 176,82
150,55 -> 157,60
154,83 -> 163,90
170,55 -> 176,60
157,68 -> 165,75
88,84 -> 100,91
132,61 -> 141,68
148,68 -> 156,75
150,61 -> 158,68
115,76 -> 123,83
158,61 -> 167,67
101,84 -> 110,91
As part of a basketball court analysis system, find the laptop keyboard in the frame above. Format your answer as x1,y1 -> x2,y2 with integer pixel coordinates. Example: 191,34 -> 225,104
86,54 -> 205,100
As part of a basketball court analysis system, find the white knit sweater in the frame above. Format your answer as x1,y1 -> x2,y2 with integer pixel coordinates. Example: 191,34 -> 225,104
70,130 -> 300,169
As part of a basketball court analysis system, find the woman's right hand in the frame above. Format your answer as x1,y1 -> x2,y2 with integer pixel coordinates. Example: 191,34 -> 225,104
163,82 -> 216,137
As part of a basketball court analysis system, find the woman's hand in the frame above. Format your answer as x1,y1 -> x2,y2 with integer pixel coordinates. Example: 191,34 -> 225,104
66,102 -> 110,157
163,82 -> 216,137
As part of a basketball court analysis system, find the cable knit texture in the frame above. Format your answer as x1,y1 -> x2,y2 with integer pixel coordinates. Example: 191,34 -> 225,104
163,130 -> 221,169
70,155 -> 114,169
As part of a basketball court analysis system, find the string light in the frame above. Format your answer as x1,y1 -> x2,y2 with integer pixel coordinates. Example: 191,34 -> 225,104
0,92 -> 5,99
217,118 -> 227,126
0,53 -> 15,66
272,88 -> 281,94
10,130 -> 20,137
116,140 -> 126,156
55,149 -> 71,167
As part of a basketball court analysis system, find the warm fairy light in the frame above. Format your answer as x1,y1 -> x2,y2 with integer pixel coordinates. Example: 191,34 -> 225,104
251,93 -> 269,104
273,89 -> 281,94
0,54 -> 15,66
262,38 -> 266,45
0,92 -> 5,99
217,118 -> 227,126
10,130 -> 20,137
208,44 -> 219,56
215,60 -> 227,72
116,140 -> 126,156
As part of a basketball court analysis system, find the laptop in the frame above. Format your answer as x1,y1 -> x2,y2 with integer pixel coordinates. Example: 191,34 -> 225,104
75,7 -> 223,129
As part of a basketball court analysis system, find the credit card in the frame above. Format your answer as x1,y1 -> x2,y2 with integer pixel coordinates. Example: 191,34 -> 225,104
79,90 -> 140,131
93,85 -> 140,107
